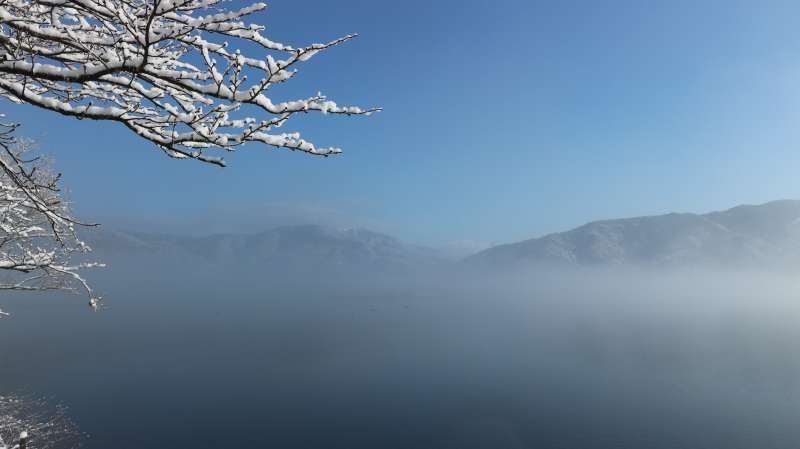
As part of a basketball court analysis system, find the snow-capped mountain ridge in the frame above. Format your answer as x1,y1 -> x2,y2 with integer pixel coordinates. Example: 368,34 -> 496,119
466,200 -> 800,268
84,200 -> 800,274
83,224 -> 445,276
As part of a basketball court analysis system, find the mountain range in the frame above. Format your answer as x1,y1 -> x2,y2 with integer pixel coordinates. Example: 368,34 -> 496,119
82,224 -> 445,279
466,199 -> 800,270
83,200 -> 800,275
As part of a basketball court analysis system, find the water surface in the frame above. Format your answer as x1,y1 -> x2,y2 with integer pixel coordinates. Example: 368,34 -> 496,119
2,270 -> 800,449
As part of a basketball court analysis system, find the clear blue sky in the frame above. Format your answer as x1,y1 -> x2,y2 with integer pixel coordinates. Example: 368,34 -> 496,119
8,0 -> 800,247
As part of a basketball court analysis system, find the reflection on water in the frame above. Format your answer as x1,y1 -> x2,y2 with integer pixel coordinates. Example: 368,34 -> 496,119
2,270 -> 800,449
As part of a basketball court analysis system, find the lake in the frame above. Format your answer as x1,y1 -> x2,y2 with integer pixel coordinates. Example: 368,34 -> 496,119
3,269 -> 800,449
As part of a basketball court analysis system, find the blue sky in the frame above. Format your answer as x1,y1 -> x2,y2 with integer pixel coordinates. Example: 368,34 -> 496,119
8,0 -> 800,247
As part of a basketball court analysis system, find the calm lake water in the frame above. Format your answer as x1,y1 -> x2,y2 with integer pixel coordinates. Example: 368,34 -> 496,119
3,270 -> 800,449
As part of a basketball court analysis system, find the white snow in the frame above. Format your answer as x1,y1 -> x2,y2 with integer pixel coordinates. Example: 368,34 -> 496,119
0,0 -> 380,164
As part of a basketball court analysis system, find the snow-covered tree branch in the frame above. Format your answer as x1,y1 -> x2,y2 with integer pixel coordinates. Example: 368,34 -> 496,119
0,121 -> 99,318
0,0 -> 380,167
0,395 -> 82,448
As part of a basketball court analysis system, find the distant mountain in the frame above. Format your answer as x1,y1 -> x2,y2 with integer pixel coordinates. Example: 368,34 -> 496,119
83,225 -> 445,277
83,200 -> 800,279
465,200 -> 800,270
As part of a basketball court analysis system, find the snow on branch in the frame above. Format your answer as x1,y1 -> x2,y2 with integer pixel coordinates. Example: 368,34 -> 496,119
0,394 -> 83,449
0,121 -> 100,318
0,0 -> 380,166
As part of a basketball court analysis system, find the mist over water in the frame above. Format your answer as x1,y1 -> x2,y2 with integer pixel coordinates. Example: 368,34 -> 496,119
3,266 -> 800,449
